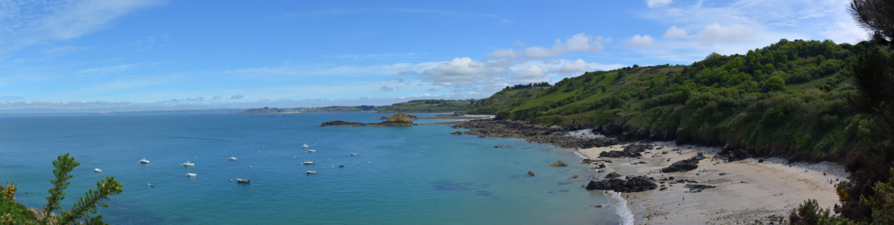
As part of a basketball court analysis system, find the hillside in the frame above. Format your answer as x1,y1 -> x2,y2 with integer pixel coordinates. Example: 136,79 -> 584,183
466,39 -> 883,161
378,99 -> 474,112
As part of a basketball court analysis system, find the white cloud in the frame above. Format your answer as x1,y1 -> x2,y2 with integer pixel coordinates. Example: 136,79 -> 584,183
663,26 -> 691,39
76,64 -> 139,74
0,0 -> 160,54
629,35 -> 655,47
522,33 -> 608,59
557,59 -> 588,73
697,24 -> 753,46
380,86 -> 394,92
512,41 -> 528,47
484,49 -> 522,59
508,65 -> 548,83
646,0 -> 672,8
824,22 -> 867,44
417,57 -> 508,88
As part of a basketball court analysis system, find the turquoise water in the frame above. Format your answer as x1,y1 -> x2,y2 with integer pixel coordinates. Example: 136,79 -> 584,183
0,113 -> 620,224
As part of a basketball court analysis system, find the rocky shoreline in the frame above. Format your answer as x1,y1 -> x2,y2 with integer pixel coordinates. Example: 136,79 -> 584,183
449,119 -> 620,149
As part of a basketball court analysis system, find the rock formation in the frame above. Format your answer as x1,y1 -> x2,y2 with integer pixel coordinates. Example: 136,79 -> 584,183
585,175 -> 658,192
549,160 -> 568,167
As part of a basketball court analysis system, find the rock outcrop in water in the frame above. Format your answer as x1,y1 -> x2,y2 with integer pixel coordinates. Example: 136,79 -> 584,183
321,113 -> 415,127
450,120 -> 620,149
549,160 -> 568,167
585,175 -> 658,192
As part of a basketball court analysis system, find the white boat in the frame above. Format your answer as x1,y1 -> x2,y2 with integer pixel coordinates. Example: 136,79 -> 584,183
307,149 -> 316,153
303,144 -> 309,148
139,158 -> 150,164
229,157 -> 237,161
186,173 -> 197,177
94,168 -> 102,173
303,161 -> 314,165
182,161 -> 195,167
306,171 -> 317,174
350,153 -> 357,156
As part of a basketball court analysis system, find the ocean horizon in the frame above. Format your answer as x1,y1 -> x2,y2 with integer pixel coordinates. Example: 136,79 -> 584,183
0,113 -> 624,224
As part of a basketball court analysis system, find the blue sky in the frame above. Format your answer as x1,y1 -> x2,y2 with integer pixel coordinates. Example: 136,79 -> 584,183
0,0 -> 868,112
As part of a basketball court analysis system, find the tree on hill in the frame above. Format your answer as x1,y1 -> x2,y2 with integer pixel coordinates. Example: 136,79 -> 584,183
617,70 -> 627,80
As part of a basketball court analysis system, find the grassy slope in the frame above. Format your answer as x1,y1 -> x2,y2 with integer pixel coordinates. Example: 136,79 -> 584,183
467,39 -> 881,161
465,87 -> 548,114
379,99 -> 474,112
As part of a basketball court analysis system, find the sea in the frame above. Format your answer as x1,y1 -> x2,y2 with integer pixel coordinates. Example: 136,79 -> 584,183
0,113 -> 626,224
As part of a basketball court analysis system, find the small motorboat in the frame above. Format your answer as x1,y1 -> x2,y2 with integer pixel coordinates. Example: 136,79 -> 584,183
95,168 -> 102,173
307,150 -> 316,153
306,171 -> 317,174
229,157 -> 237,161
236,178 -> 250,183
148,183 -> 155,187
303,144 -> 309,148
338,165 -> 344,167
139,158 -> 150,164
186,173 -> 197,177
350,153 -> 357,156
303,161 -> 314,165
182,161 -> 195,167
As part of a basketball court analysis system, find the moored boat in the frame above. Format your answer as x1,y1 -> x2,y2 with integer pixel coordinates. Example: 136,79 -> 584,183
139,158 -> 150,164
186,173 -> 197,177
182,161 -> 195,167
306,171 -> 317,174
236,178 -> 250,183
229,157 -> 237,161
95,168 -> 102,173
350,153 -> 357,156
304,161 -> 314,165
307,149 -> 316,153
303,144 -> 309,148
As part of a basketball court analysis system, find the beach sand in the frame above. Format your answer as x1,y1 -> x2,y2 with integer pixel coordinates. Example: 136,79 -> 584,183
578,143 -> 845,224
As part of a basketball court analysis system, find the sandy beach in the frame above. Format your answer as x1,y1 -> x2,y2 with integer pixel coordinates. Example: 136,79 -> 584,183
578,142 -> 847,225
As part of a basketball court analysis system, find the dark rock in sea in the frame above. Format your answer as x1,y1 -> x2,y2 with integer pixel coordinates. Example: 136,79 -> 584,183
571,175 -> 578,179
585,175 -> 658,192
407,114 -> 418,119
379,116 -> 389,120
528,171 -> 536,176
450,131 -> 463,135
660,155 -> 707,173
599,144 -> 651,158
549,160 -> 568,167
605,172 -> 622,179
477,135 -> 486,138
320,120 -> 413,127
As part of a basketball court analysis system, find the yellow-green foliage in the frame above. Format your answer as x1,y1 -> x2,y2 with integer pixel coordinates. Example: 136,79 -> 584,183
861,168 -> 894,224
388,113 -> 412,122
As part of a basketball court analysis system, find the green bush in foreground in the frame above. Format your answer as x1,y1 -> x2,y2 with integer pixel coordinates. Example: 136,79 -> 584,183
0,153 -> 123,225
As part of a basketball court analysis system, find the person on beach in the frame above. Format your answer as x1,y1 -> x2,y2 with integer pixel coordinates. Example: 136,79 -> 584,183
683,195 -> 685,201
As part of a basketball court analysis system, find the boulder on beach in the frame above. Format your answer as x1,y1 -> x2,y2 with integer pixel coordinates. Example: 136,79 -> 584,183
599,144 -> 650,158
605,172 -> 622,179
585,175 -> 658,192
528,171 -> 536,176
660,155 -> 706,173
549,160 -> 568,167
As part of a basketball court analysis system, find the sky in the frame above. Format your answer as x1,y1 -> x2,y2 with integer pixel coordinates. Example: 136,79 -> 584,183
0,0 -> 869,112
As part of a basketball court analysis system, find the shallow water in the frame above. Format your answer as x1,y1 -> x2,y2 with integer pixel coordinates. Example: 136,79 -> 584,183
0,113 -> 621,224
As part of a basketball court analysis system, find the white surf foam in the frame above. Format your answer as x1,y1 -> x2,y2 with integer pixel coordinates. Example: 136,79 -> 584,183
610,191 -> 634,225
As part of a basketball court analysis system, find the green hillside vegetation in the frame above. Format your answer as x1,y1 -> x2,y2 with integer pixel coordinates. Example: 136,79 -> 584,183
379,99 -> 475,112
467,39 -> 883,161
466,87 -> 549,115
